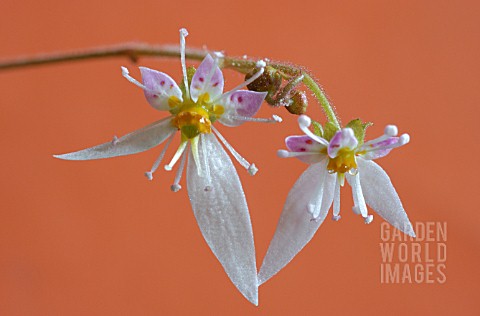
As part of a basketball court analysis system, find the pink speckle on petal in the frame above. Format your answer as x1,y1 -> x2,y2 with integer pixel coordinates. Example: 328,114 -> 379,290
160,81 -> 165,86
212,82 -> 219,87
238,96 -> 243,103
306,139 -> 313,144
300,148 -> 306,152
331,144 -> 340,148
169,84 -> 173,89
153,94 -> 158,98
199,77 -> 204,82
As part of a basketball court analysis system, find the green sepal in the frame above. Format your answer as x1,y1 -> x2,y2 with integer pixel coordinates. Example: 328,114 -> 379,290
323,121 -> 340,141
346,118 -> 373,145
311,120 -> 324,137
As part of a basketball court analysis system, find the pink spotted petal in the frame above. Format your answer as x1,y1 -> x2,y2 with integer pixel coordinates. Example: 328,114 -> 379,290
285,135 -> 327,164
360,137 -> 398,160
219,90 -> 267,127
140,67 -> 183,111
328,128 -> 358,158
190,54 -> 224,103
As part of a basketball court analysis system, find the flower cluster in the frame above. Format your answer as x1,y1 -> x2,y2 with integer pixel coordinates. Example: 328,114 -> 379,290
54,28 -> 415,305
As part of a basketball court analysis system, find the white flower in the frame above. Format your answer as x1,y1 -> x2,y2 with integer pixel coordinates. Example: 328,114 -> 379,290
258,114 -> 415,285
54,28 -> 280,305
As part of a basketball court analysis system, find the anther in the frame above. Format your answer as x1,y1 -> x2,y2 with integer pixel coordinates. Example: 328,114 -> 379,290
298,115 -> 311,127
248,163 -> 258,176
170,184 -> 182,192
213,51 -> 224,59
399,134 -> 410,145
364,214 -> 374,224
384,125 -> 398,137
256,60 -> 266,68
277,150 -> 290,158
145,171 -> 153,181
332,215 -> 341,221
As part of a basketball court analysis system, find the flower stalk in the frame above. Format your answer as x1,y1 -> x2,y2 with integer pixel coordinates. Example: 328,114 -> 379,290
0,43 -> 340,126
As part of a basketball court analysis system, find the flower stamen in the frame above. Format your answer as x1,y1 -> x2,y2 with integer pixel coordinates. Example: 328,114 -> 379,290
145,132 -> 176,180
179,28 -> 190,100
332,178 -> 341,221
223,114 -> 282,123
213,60 -> 266,103
171,144 -> 189,192
297,115 -> 329,146
211,126 -> 258,175
164,140 -> 188,171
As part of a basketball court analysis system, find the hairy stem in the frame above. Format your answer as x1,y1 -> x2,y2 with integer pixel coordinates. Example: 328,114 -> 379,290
302,72 -> 340,129
0,42 -> 340,126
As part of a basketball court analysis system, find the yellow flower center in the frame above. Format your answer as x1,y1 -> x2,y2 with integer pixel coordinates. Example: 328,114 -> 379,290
327,148 -> 357,174
169,93 -> 225,140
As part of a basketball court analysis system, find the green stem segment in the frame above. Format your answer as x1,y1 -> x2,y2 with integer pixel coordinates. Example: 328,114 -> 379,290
301,72 -> 340,129
0,43 -> 341,126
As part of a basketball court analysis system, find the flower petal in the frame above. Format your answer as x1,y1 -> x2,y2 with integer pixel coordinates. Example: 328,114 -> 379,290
190,54 -> 224,103
328,128 -> 358,158
54,117 -> 176,160
186,133 -> 258,305
140,67 -> 183,111
360,137 -> 398,160
258,160 -> 336,285
218,90 -> 267,127
356,158 -> 416,237
285,135 -> 327,164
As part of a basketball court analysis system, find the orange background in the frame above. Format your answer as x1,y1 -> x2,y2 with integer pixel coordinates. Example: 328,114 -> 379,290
1,0 -> 479,315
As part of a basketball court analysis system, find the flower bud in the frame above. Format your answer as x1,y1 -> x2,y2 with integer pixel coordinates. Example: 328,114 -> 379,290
285,90 -> 308,115
245,66 -> 282,102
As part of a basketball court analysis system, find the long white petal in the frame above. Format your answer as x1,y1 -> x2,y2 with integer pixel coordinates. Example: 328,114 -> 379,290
356,158 -> 416,237
258,159 -> 336,285
186,133 -> 258,305
54,117 -> 176,160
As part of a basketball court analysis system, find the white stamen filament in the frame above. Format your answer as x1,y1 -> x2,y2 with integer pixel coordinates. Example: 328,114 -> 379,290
332,178 -> 341,221
171,144 -> 189,192
277,149 -> 322,158
297,115 -> 329,146
179,28 -> 190,100
224,114 -> 282,123
121,66 -> 148,90
350,173 -> 368,218
165,141 -> 188,171
365,214 -> 374,224
211,126 -> 257,175
212,61 -> 265,103
190,135 -> 203,176
144,132 -> 175,180
121,66 -> 167,97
